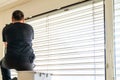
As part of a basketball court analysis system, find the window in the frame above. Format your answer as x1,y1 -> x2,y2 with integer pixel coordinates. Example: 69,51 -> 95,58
27,0 -> 105,80
114,0 -> 120,80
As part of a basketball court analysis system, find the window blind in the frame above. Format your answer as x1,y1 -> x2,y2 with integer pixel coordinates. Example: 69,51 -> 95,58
114,0 -> 120,80
10,0 -> 106,80
28,0 -> 105,80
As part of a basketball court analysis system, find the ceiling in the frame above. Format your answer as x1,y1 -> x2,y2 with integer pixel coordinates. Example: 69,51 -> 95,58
0,0 -> 31,11
0,0 -> 18,8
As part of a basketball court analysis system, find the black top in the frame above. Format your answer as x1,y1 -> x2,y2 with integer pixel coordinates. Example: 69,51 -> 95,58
2,22 -> 35,64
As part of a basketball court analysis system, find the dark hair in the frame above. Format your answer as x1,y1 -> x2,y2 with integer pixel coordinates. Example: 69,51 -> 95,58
12,10 -> 24,20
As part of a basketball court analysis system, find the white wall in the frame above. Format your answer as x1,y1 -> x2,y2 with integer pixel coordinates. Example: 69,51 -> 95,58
0,0 -> 83,80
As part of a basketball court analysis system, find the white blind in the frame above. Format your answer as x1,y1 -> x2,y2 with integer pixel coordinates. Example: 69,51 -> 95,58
28,0 -> 105,80
114,0 -> 120,80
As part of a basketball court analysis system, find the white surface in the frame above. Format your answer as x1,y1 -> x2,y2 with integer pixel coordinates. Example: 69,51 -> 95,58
18,71 -> 51,80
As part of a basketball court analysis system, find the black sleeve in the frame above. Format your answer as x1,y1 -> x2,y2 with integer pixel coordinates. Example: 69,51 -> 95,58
27,24 -> 34,40
31,26 -> 34,39
2,26 -> 7,42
